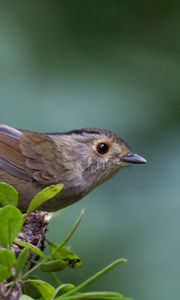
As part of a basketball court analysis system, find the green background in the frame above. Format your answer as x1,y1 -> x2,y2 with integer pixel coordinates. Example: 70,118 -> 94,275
0,2 -> 180,299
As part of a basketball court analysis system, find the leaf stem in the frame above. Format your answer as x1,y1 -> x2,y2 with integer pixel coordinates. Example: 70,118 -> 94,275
51,272 -> 63,286
59,291 -> 128,299
51,208 -> 85,257
59,258 -> 127,298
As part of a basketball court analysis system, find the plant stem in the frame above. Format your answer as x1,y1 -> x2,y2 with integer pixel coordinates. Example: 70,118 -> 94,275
51,208 -> 85,257
21,209 -> 85,280
51,272 -> 63,286
60,258 -> 127,298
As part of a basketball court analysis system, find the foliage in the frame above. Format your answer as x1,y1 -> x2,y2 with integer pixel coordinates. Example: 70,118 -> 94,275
0,182 -> 131,300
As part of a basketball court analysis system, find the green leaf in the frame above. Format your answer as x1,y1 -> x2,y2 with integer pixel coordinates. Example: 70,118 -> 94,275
19,295 -> 35,300
0,205 -> 23,247
22,275 -> 41,299
15,248 -> 29,279
49,243 -> 82,269
0,182 -> 19,207
15,239 -> 45,258
0,249 -> 16,281
26,184 -> 64,215
29,279 -> 55,300
40,259 -> 67,272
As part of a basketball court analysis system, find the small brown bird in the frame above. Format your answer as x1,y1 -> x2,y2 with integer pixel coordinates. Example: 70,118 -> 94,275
0,124 -> 146,212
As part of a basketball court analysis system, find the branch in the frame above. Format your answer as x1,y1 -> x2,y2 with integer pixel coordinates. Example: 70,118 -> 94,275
0,211 -> 49,300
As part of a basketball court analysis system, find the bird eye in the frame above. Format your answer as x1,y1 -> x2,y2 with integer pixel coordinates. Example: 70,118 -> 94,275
96,143 -> 109,155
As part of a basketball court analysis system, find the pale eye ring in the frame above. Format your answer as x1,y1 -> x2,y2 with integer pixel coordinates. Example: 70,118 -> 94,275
96,142 -> 109,155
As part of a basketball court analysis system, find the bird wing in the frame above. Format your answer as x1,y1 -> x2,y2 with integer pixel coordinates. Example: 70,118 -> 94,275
20,132 -> 62,184
0,125 -> 61,184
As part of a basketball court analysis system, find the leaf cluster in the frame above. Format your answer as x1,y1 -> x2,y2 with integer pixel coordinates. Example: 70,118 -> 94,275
0,182 -> 131,300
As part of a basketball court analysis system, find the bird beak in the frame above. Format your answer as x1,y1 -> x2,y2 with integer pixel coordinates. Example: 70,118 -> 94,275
120,152 -> 147,164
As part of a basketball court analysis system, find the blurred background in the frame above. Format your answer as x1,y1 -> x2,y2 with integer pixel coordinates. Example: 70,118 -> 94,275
0,1 -> 180,299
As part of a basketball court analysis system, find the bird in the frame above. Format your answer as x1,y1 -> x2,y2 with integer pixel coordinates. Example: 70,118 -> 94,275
0,124 -> 146,212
